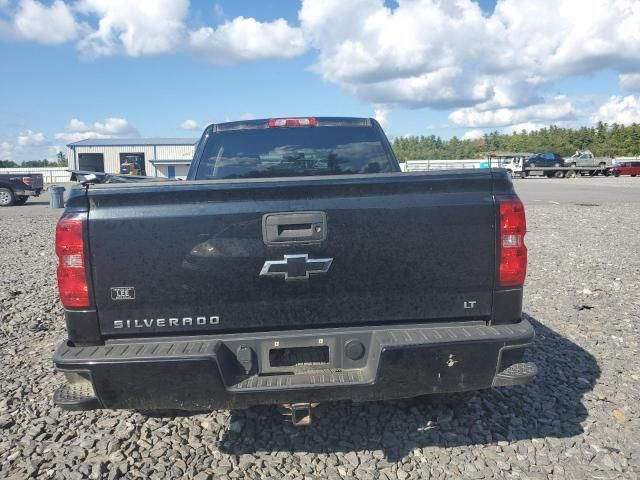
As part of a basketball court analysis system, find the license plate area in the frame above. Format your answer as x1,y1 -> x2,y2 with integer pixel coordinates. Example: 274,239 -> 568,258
269,346 -> 329,367
259,336 -> 336,374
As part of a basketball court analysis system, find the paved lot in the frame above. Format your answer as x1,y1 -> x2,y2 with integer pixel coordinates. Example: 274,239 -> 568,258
514,176 -> 640,205
0,178 -> 638,479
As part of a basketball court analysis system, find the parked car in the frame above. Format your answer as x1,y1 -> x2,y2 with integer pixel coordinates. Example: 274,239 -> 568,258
566,150 -> 611,168
608,161 -> 640,177
52,116 -> 535,425
525,152 -> 565,168
0,173 -> 44,206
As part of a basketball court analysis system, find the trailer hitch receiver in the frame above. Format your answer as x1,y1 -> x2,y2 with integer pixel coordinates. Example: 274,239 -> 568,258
281,403 -> 317,427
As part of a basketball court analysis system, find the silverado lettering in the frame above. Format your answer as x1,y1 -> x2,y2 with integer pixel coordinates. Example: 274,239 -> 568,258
113,316 -> 219,329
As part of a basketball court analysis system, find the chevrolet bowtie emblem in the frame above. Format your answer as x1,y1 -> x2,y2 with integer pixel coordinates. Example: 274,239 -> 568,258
260,254 -> 333,281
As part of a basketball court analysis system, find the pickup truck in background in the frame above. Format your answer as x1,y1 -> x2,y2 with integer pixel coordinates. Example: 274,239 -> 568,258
566,150 -> 611,168
52,117 -> 536,425
504,154 -> 610,179
0,173 -> 44,206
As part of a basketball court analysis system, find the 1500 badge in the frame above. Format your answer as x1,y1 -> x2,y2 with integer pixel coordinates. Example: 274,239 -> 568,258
113,316 -> 219,329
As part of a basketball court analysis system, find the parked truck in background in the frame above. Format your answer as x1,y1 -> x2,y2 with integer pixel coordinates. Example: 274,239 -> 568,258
503,156 -> 609,179
0,173 -> 44,206
52,117 -> 536,425
566,150 -> 612,168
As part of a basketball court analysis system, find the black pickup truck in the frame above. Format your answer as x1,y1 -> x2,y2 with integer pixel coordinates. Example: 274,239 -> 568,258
53,117 -> 535,424
0,173 -> 44,206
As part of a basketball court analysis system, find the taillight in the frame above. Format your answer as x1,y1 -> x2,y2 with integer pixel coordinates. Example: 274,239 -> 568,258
55,213 -> 90,308
268,117 -> 317,128
22,176 -> 32,186
497,196 -> 527,287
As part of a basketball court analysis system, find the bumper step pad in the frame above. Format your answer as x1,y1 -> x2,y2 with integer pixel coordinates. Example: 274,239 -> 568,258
53,383 -> 101,411
493,361 -> 538,386
231,369 -> 365,391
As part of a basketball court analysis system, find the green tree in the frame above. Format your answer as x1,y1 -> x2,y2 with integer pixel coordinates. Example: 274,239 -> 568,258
392,123 -> 640,161
22,159 -> 58,167
56,151 -> 68,166
0,160 -> 20,168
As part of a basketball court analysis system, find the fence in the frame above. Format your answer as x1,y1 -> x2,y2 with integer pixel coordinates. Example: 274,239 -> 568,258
0,167 -> 71,184
400,159 -> 487,172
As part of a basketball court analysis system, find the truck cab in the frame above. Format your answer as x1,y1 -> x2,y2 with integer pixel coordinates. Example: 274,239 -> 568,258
501,157 -> 525,177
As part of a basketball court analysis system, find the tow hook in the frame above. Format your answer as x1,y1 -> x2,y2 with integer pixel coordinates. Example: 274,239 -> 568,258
280,403 -> 317,427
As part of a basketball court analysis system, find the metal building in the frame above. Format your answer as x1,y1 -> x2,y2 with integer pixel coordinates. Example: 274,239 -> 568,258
66,138 -> 198,179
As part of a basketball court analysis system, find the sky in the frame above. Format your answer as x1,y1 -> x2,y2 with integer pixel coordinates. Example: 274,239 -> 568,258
1,0 -> 640,162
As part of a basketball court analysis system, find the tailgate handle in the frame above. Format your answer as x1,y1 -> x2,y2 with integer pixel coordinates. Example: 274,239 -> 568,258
263,212 -> 327,244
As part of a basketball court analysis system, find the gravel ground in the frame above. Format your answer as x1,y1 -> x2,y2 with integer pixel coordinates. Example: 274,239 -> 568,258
1,187 -> 639,479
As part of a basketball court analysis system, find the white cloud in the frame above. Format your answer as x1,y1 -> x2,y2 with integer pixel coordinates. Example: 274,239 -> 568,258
17,129 -> 47,146
55,117 -> 140,143
300,0 -> 493,108
3,0 -> 640,133
4,2 -> 308,65
590,96 -> 640,125
0,139 -> 64,162
299,0 -> 640,113
449,96 -> 576,128
620,73 -> 640,92
189,16 -> 307,64
1,141 -> 13,159
373,106 -> 390,128
76,0 -> 189,56
180,119 -> 199,130
14,0 -> 84,44
462,129 -> 484,141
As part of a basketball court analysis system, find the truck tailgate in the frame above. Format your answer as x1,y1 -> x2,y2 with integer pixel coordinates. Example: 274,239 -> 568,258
86,172 -> 497,337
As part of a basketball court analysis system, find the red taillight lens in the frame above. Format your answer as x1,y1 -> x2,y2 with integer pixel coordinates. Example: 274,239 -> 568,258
268,117 -> 317,128
497,196 -> 527,287
22,176 -> 32,186
55,213 -> 90,308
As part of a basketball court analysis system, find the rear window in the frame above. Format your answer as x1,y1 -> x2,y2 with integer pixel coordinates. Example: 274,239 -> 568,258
194,126 -> 394,179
